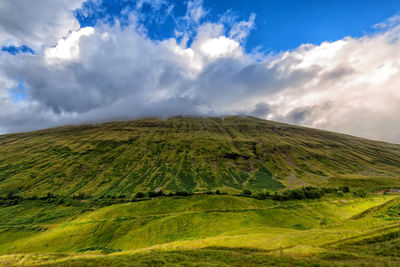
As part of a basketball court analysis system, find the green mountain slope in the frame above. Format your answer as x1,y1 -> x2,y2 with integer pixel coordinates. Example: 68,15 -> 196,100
0,116 -> 400,197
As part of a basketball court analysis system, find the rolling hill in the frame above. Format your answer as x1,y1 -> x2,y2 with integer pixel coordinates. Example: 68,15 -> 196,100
0,116 -> 400,198
0,193 -> 399,266
1,116 -> 400,266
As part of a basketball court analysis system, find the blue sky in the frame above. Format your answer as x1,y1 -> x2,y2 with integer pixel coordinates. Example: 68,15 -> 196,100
74,0 -> 400,52
3,0 -> 400,54
2,0 -> 400,142
1,45 -> 34,55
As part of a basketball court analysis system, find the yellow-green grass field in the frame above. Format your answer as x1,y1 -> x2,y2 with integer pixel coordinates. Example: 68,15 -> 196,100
0,193 -> 399,266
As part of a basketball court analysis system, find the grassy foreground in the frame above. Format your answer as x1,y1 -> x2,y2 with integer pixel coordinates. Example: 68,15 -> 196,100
0,193 -> 399,266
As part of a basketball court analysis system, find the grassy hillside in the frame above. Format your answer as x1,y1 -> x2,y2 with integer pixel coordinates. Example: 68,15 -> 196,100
0,116 -> 400,198
1,116 -> 400,266
0,193 -> 399,266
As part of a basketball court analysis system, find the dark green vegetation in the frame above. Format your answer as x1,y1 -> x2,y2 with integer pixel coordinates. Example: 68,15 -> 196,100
0,116 -> 400,266
0,116 -> 399,198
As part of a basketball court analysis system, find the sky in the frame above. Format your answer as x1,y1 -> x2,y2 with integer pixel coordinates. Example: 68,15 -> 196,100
1,0 -> 400,143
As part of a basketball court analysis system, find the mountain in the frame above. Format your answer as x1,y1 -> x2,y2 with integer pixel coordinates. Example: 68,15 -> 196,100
0,116 -> 400,197
1,116 -> 400,266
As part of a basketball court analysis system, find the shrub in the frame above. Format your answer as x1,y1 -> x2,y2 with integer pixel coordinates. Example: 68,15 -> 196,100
135,192 -> 145,198
303,186 -> 324,199
269,186 -> 324,201
254,191 -> 270,200
148,191 -> 157,198
77,246 -> 122,253
175,191 -> 190,196
288,189 -> 305,200
322,187 -> 335,193
337,190 -> 344,197
320,217 -> 329,225
386,204 -> 400,217
148,191 -> 163,198
242,190 -> 252,196
353,189 -> 367,198
338,186 -> 350,193
272,192 -> 283,201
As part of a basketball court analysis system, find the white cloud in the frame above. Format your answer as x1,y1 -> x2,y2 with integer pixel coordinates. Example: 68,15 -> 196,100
229,13 -> 256,42
199,36 -> 240,58
373,14 -> 400,29
0,0 -> 85,50
187,0 -> 207,24
45,27 -> 95,61
266,25 -> 400,142
1,2 -> 400,144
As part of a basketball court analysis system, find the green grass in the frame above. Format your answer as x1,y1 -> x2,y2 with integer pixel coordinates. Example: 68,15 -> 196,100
4,247 -> 400,267
0,194 -> 399,266
0,116 -> 399,198
0,116 -> 400,265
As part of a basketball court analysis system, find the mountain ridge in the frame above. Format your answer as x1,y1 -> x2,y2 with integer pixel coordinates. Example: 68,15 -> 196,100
5,115 -> 397,145
0,116 -> 399,197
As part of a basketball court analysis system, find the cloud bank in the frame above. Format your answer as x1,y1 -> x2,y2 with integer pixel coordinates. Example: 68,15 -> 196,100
1,0 -> 400,143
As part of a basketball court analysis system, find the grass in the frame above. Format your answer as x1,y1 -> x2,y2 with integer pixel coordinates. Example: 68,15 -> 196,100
5,247 -> 399,267
0,116 -> 400,265
0,116 -> 399,197
0,194 -> 399,265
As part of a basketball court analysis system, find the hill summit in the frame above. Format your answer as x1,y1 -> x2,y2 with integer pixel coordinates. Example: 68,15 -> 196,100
1,116 -> 400,197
